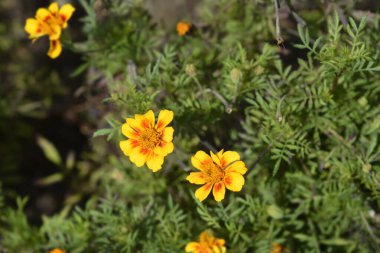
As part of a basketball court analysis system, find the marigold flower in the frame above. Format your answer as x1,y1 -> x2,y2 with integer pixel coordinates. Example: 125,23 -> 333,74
24,2 -> 75,59
50,248 -> 66,253
177,21 -> 191,36
185,231 -> 226,253
271,243 -> 284,253
187,149 -> 247,202
119,110 -> 174,172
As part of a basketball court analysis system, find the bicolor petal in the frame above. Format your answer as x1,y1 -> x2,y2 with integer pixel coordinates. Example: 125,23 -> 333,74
186,172 -> 207,185
191,151 -> 212,171
194,183 -> 213,202
219,150 -> 240,168
224,172 -> 245,192
212,182 -> 226,202
47,39 -> 62,59
146,153 -> 164,172
156,110 -> 174,130
225,160 -> 247,174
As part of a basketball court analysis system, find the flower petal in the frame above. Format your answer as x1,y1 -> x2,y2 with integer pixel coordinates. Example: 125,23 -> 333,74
210,150 -> 221,166
47,39 -> 62,59
191,151 -> 212,171
48,2 -> 59,15
161,127 -> 174,142
129,147 -> 148,167
119,139 -> 139,156
136,110 -> 155,129
122,122 -> 138,139
146,153 -> 164,172
219,151 -> 240,168
224,172 -> 245,192
194,183 -> 213,202
58,4 -> 75,27
126,117 -> 142,132
186,172 -> 207,185
225,161 -> 247,175
185,242 -> 200,252
25,18 -> 44,39
47,24 -> 62,40
212,182 -> 226,202
36,8 -> 53,22
156,110 -> 174,130
154,141 -> 174,156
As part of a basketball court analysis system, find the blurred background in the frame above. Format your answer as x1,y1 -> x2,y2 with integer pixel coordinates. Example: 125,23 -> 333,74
1,0 -> 380,226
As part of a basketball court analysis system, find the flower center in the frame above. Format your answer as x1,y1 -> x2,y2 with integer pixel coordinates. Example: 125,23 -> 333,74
204,162 -> 225,183
138,127 -> 161,150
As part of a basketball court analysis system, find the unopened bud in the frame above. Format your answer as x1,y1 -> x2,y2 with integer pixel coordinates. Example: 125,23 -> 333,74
185,64 -> 196,77
230,68 -> 242,83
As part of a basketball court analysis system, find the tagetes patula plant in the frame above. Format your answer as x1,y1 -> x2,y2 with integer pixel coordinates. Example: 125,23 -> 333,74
177,21 -> 191,36
119,110 -> 174,172
50,248 -> 66,253
187,150 -> 247,202
24,2 -> 75,59
185,231 -> 226,253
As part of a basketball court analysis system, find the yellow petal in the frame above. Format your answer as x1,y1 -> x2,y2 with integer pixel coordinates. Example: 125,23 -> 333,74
25,18 -> 44,39
136,110 -> 154,129
58,3 -> 75,28
119,139 -> 139,156
191,151 -> 212,171
213,182 -> 226,202
156,110 -> 174,130
185,242 -> 200,252
225,161 -> 247,175
122,122 -> 138,139
194,183 -> 213,202
126,117 -> 142,132
186,172 -> 207,185
212,246 -> 221,253
215,239 -> 226,247
48,2 -> 59,15
36,8 -> 53,22
47,40 -> 62,59
224,172 -> 245,192
129,147 -> 148,167
47,24 -> 62,40
146,153 -> 164,172
219,150 -> 240,168
210,150 -> 221,166
154,141 -> 174,156
162,127 -> 174,142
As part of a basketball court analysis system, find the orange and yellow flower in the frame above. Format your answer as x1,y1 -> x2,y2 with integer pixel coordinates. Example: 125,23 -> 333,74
271,243 -> 284,253
119,110 -> 174,172
186,231 -> 226,253
25,2 -> 75,59
187,149 -> 247,202
50,248 -> 66,253
176,21 -> 191,36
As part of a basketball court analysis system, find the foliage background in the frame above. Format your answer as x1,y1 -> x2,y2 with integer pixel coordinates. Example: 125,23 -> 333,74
1,0 -> 380,252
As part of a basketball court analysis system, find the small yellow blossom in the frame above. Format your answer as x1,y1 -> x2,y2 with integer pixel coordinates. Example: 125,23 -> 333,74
177,21 -> 191,36
185,231 -> 226,253
119,110 -> 174,172
50,248 -> 66,253
271,243 -> 284,253
24,2 -> 75,59
186,149 -> 247,202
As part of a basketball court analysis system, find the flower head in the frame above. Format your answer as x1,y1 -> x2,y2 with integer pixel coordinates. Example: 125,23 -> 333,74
271,243 -> 284,253
177,21 -> 191,36
119,110 -> 174,172
24,2 -> 75,59
185,231 -> 226,253
187,149 -> 247,202
50,248 -> 66,253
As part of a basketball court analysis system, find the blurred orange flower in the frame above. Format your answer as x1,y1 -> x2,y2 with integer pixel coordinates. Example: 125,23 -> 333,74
24,2 -> 75,59
185,231 -> 226,253
50,248 -> 66,253
177,21 -> 191,36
